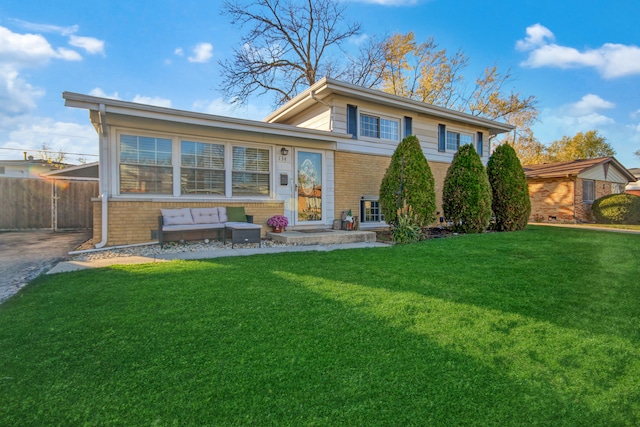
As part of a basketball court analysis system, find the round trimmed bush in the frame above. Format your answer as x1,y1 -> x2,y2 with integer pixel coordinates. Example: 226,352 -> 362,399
442,144 -> 492,233
379,135 -> 436,226
487,143 -> 531,231
591,193 -> 640,224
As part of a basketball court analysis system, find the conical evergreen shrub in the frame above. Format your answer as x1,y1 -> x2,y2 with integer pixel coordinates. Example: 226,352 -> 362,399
442,144 -> 492,233
379,135 -> 436,226
487,143 -> 531,231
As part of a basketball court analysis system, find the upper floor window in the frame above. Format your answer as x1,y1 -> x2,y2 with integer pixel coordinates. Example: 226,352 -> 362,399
446,131 -> 473,151
119,134 -> 173,194
360,113 -> 399,141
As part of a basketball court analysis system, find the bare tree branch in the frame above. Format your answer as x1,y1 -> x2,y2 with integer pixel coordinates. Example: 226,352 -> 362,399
220,0 -> 360,106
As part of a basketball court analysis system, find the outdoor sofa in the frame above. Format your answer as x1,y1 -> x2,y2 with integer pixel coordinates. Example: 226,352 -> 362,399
158,206 -> 258,247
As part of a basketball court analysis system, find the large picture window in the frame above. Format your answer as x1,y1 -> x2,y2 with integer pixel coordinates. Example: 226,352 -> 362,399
232,146 -> 270,195
181,141 -> 225,195
119,134 -> 173,194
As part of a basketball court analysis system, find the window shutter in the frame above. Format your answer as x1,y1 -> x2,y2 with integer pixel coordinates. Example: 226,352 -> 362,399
438,124 -> 446,152
404,116 -> 412,138
477,132 -> 483,157
347,105 -> 358,139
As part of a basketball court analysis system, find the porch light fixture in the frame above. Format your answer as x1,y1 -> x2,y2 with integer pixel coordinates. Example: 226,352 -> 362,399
280,147 -> 289,156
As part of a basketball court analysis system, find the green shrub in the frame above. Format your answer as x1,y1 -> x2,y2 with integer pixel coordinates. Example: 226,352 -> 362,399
591,193 -> 640,224
379,135 -> 436,226
391,212 -> 423,244
487,143 -> 531,231
442,144 -> 492,233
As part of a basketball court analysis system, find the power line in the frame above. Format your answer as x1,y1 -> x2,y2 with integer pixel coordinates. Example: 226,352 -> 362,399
0,147 -> 98,157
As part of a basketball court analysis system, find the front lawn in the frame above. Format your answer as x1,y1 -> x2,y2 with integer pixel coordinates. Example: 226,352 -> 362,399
1,226 -> 639,426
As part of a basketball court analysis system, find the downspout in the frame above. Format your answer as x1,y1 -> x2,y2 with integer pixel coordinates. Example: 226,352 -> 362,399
95,103 -> 109,248
310,90 -> 333,131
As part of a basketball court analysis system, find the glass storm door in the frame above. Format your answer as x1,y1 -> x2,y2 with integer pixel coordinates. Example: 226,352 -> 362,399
296,151 -> 323,223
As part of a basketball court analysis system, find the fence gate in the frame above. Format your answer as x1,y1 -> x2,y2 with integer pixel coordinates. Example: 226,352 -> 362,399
0,177 -> 98,230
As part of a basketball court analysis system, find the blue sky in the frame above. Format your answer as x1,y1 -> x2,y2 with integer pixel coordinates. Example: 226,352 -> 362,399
1,0 -> 639,168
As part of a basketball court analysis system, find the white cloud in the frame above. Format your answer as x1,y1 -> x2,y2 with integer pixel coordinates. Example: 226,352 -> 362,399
174,47 -> 184,56
192,97 -> 271,121
89,88 -> 121,99
88,89 -> 172,108
0,68 -> 44,116
132,95 -> 172,108
188,43 -> 213,63
1,117 -> 98,162
567,94 -> 615,116
534,94 -> 617,146
0,26 -> 80,67
69,35 -> 105,55
349,34 -> 369,46
10,19 -> 78,36
517,24 -> 640,78
515,23 -> 554,51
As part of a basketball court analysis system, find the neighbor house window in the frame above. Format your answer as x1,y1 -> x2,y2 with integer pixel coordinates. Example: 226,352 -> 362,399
360,113 -> 399,141
611,183 -> 625,194
360,198 -> 384,223
0,166 -> 5,175
446,130 -> 473,152
181,141 -> 225,195
583,180 -> 595,203
232,146 -> 270,195
119,134 -> 173,194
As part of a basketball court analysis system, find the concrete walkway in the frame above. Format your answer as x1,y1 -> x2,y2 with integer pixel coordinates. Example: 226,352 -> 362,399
47,241 -> 390,274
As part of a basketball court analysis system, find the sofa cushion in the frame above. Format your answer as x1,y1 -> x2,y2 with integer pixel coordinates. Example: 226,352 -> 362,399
226,206 -> 247,222
161,208 -> 194,226
217,206 -> 228,223
191,207 -> 220,224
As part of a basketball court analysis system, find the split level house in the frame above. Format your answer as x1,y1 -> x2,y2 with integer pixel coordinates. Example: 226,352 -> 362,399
63,77 -> 514,247
524,157 -> 635,223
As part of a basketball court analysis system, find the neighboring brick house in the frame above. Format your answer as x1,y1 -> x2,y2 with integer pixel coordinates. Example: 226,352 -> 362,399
626,168 -> 640,196
524,157 -> 635,223
63,77 -> 513,247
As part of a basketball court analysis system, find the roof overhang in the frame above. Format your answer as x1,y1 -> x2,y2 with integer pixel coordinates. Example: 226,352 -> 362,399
63,92 -> 345,144
264,77 -> 515,136
524,157 -> 637,182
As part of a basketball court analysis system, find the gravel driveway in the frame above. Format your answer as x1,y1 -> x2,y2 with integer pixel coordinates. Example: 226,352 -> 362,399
0,230 -> 90,304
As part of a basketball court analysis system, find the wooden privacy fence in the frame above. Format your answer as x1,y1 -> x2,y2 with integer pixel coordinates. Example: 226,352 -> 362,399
0,177 -> 99,230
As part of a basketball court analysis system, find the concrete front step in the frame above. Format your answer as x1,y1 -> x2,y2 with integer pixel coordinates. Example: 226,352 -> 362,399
267,229 -> 376,245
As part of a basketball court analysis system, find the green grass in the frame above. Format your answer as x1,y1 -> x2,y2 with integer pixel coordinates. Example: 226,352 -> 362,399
1,226 -> 639,426
574,223 -> 640,232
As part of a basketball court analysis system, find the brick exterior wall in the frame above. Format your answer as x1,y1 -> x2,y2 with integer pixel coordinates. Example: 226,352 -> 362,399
333,151 -> 449,224
93,200 -> 284,246
528,177 -> 615,223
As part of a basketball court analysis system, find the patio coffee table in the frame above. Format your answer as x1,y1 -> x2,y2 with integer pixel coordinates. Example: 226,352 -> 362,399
225,223 -> 262,248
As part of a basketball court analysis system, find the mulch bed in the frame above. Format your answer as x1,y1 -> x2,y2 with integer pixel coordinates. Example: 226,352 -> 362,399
375,227 -> 454,243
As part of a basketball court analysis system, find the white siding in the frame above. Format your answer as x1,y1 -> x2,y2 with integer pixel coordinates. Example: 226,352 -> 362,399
330,96 -> 491,164
579,165 -> 630,183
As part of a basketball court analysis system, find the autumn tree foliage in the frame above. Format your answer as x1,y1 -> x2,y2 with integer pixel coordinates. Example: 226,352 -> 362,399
545,130 -> 615,162
442,144 -> 492,233
379,135 -> 436,227
487,143 -> 531,231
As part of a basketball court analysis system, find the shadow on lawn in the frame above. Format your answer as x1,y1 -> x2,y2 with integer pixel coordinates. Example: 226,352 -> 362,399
1,263 -> 619,426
